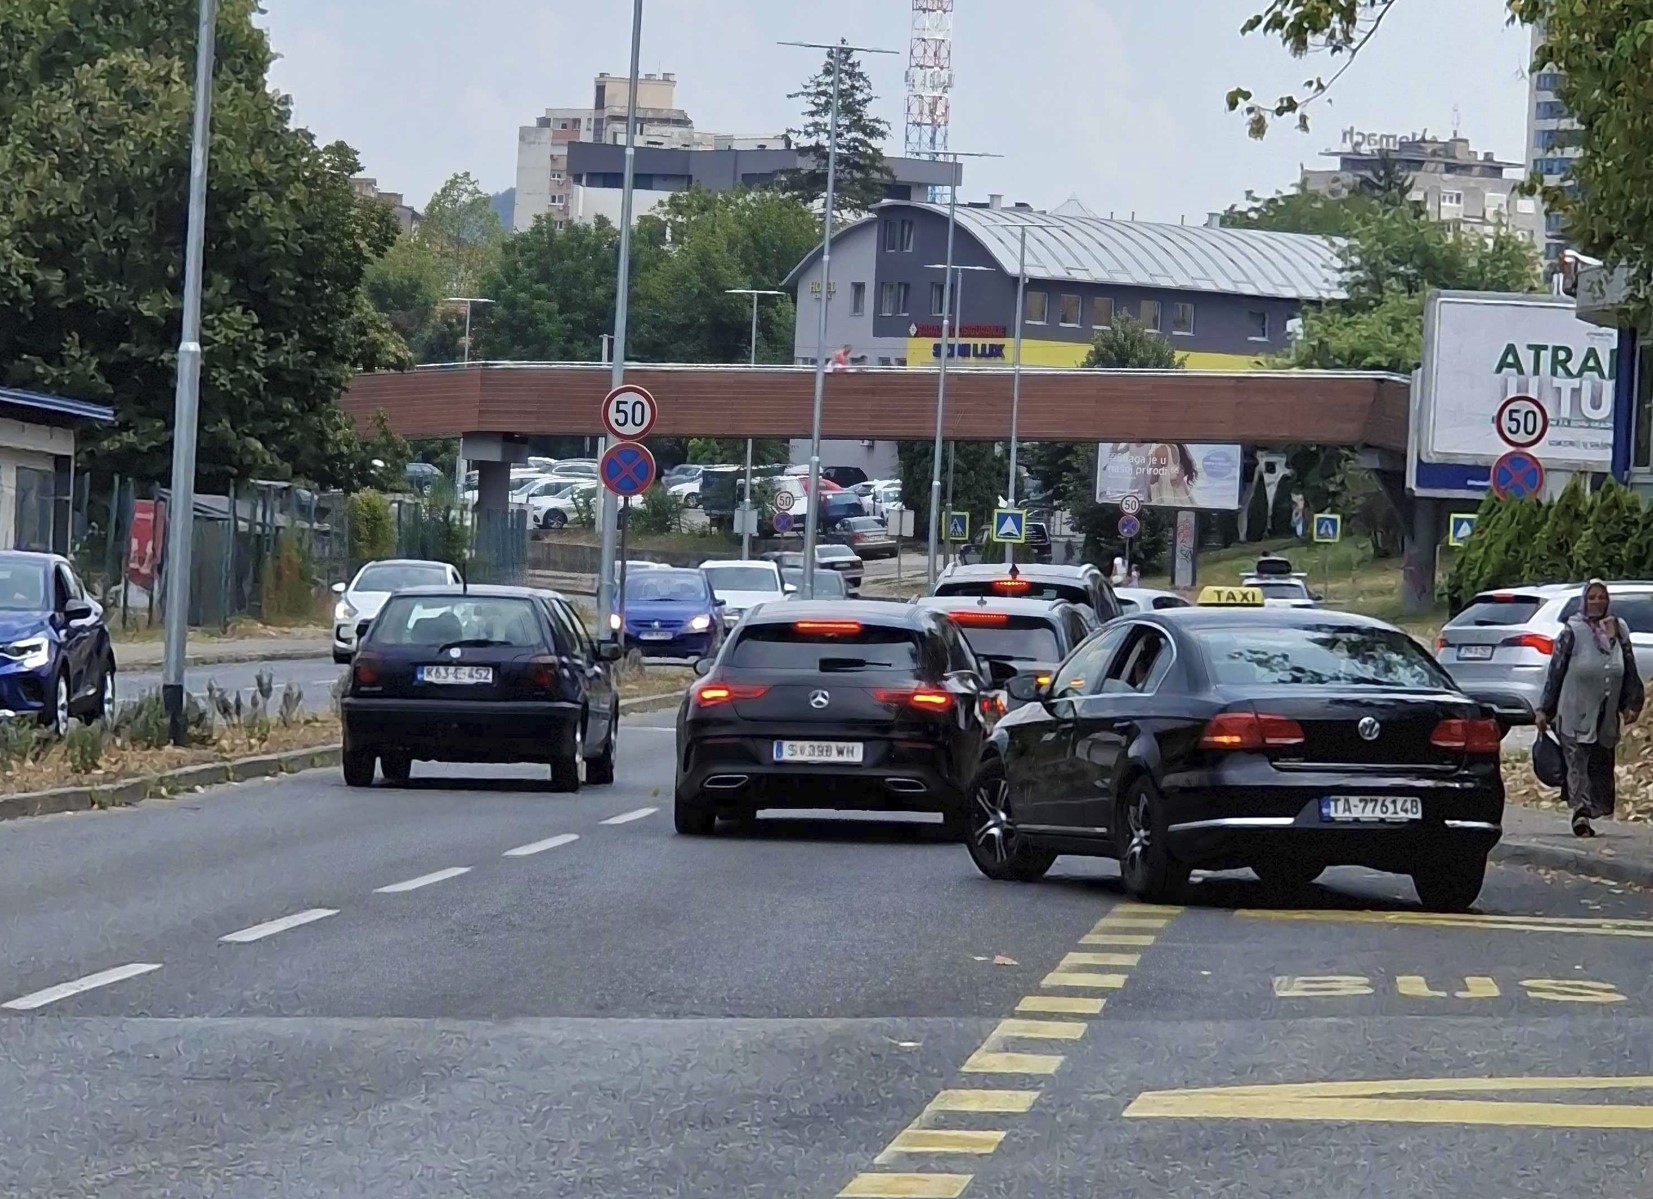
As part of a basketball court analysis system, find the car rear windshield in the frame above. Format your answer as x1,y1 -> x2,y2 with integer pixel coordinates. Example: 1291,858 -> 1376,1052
845,517 -> 884,532
816,545 -> 855,560
782,570 -> 846,597
948,618 -> 1060,662
705,566 -> 781,594
624,570 -> 708,603
355,562 -> 450,592
370,596 -> 545,649
1255,582 -> 1310,599
938,580 -> 1086,605
727,623 -> 921,672
1448,595 -> 1546,626
1559,591 -> 1653,633
1197,624 -> 1452,690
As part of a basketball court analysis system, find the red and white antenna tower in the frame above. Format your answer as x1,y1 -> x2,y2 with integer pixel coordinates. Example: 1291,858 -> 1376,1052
904,0 -> 953,165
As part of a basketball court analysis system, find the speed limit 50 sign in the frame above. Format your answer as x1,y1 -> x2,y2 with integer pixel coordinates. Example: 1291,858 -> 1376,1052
1494,394 -> 1548,451
602,384 -> 658,440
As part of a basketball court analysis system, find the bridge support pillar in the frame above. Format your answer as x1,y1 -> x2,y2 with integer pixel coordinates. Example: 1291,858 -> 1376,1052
1400,494 -> 1443,617
460,433 -> 529,514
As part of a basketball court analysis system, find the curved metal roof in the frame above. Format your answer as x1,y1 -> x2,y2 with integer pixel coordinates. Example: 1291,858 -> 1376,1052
903,202 -> 1345,301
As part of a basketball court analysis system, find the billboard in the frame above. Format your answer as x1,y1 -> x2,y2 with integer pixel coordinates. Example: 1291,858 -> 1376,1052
1094,443 -> 1243,511
1419,290 -> 1618,470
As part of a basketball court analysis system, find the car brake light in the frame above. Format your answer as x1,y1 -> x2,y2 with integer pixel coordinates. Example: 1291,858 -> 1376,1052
1431,717 -> 1502,754
1434,635 -> 1446,653
948,611 -> 1011,626
352,658 -> 380,686
1503,632 -> 1554,654
873,687 -> 954,711
691,681 -> 770,708
794,620 -> 862,635
980,693 -> 1008,719
529,659 -> 558,689
1199,712 -> 1305,751
992,578 -> 1032,595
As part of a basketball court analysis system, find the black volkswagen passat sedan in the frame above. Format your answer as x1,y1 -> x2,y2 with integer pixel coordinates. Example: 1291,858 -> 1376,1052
342,585 -> 620,791
963,607 -> 1530,911
673,601 -> 1013,835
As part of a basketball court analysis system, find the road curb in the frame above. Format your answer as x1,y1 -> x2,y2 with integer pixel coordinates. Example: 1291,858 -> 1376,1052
619,690 -> 684,714
0,744 -> 343,824
1491,838 -> 1653,889
115,645 -> 335,670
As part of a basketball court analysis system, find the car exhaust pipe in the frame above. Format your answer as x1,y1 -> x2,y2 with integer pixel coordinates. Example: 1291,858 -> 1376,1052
703,775 -> 750,791
885,778 -> 928,795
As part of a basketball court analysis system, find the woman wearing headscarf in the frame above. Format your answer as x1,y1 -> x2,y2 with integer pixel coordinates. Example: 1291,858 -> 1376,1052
1536,580 -> 1644,837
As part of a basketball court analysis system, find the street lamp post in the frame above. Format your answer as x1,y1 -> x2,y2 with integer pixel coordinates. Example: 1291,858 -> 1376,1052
161,0 -> 219,746
923,262 -> 993,566
596,0 -> 646,647
995,218 -> 1057,563
923,151 -> 1001,589
444,296 -> 496,366
780,37 -> 897,597
726,287 -> 787,561
444,296 -> 496,510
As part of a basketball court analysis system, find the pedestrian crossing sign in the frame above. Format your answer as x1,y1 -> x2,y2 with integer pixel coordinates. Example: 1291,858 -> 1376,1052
1448,512 -> 1478,547
991,508 -> 1026,544
945,511 -> 970,542
1312,513 -> 1342,544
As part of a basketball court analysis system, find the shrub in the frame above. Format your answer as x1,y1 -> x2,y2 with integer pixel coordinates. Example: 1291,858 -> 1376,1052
348,489 -> 396,563
628,484 -> 683,536
261,532 -> 317,622
1576,479 -> 1641,581
66,721 -> 105,773
1522,477 -> 1591,584
0,718 -> 47,768
114,688 -> 212,749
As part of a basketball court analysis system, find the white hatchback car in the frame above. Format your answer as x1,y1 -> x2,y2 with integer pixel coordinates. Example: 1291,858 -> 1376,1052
331,558 -> 463,662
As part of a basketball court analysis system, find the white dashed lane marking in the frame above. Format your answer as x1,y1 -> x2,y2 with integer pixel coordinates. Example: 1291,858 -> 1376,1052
503,832 -> 580,858
373,867 -> 471,894
3,963 -> 163,1011
219,908 -> 339,944
601,807 -> 658,826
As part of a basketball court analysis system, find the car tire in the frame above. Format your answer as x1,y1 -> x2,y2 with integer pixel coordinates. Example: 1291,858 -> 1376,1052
673,781 -> 716,835
1252,858 -> 1324,891
1412,855 -> 1486,912
543,510 -> 568,530
88,657 -> 115,722
43,669 -> 70,737
380,749 -> 413,786
587,707 -> 618,785
342,747 -> 376,787
549,721 -> 585,792
1115,777 -> 1190,903
962,759 -> 1057,882
332,649 -> 351,665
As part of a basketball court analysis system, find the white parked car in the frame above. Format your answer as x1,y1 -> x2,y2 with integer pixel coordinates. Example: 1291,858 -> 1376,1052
331,558 -> 463,662
669,479 -> 702,507
531,481 -> 599,529
700,559 -> 789,627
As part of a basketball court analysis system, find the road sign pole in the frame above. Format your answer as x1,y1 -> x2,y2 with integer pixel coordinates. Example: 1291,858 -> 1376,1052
617,497 -> 630,651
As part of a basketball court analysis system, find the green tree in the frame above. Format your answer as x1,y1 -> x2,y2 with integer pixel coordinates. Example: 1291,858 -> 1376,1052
686,438 -> 790,465
0,0 -> 404,488
784,46 -> 894,215
476,218 -> 618,361
1523,477 -> 1592,584
418,171 -> 505,295
347,489 -> 396,563
1576,479 -> 1642,581
363,235 -> 455,363
897,441 -> 1003,553
1222,185 -> 1379,236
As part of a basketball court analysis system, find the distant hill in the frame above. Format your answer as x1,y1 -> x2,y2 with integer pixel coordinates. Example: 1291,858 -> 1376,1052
490,188 -> 515,231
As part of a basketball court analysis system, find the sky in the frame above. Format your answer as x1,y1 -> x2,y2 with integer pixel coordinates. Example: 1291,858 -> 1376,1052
260,0 -> 1534,223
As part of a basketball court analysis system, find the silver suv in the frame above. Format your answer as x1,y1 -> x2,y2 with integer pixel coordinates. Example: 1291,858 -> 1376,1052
1435,582 -> 1653,709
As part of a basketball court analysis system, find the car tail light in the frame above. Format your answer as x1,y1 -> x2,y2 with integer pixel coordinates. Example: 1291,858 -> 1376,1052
1199,712 -> 1305,751
352,657 -> 380,686
979,693 -> 1008,719
691,681 -> 770,708
1431,717 -> 1502,755
873,687 -> 955,712
948,610 -> 1010,626
794,620 -> 862,635
992,578 -> 1032,595
1433,635 -> 1446,653
1502,632 -> 1554,655
529,658 -> 558,689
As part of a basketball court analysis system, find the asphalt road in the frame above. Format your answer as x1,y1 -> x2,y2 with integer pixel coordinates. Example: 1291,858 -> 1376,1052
4,705 -> 1653,1197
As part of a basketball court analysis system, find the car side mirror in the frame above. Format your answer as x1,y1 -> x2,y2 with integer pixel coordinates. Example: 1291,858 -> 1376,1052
64,599 -> 94,622
784,583 -> 798,594
332,582 -> 347,595
598,641 -> 624,663
1005,674 -> 1045,703
693,657 -> 714,677
1312,592 -> 1325,602
985,657 -> 1020,687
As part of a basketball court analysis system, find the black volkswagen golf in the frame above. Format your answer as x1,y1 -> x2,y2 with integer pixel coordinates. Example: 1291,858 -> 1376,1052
965,608 -> 1529,911
674,601 -> 1013,835
341,585 -> 620,791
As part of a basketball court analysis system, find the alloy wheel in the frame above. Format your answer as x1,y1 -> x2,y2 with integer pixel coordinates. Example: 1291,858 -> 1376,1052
1123,792 -> 1152,880
971,774 -> 1015,865
54,675 -> 70,736
100,669 -> 115,717
574,725 -> 586,784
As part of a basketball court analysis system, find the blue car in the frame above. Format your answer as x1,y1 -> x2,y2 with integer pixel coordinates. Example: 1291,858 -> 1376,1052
613,567 -> 725,659
0,552 -> 116,734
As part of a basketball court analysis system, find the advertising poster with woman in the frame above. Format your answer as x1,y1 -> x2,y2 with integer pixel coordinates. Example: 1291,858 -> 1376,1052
1094,443 -> 1242,510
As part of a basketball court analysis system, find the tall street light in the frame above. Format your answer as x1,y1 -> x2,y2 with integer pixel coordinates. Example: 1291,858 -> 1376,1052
924,262 -> 994,531
780,37 -> 897,597
726,287 -> 787,561
161,0 -> 219,745
923,151 -> 1001,589
444,296 -> 496,365
444,296 -> 496,510
596,0 -> 646,646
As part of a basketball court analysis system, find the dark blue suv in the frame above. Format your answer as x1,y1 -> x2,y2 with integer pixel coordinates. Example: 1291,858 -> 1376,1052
0,552 -> 116,734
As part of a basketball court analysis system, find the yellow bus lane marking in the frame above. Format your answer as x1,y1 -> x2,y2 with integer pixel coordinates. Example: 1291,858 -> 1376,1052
961,1050 -> 1065,1075
1059,951 -> 1141,968
881,1129 -> 1005,1156
1397,975 -> 1500,999
1041,971 -> 1128,989
1080,933 -> 1158,946
1016,994 -> 1105,1015
1237,909 -> 1653,938
839,1174 -> 973,1198
989,1018 -> 1087,1041
1125,1076 -> 1653,1131
925,1090 -> 1041,1114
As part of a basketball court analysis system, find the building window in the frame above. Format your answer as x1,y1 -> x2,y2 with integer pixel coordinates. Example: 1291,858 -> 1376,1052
1091,297 -> 1113,329
1635,341 -> 1653,470
1246,310 -> 1269,341
930,281 -> 946,316
879,282 -> 897,316
851,282 -> 866,315
1139,300 -> 1162,332
1024,291 -> 1048,324
1439,190 -> 1463,208
14,466 -> 53,553
1545,211 -> 1567,233
1059,294 -> 1082,326
1535,99 -> 1569,121
883,220 -> 898,251
895,282 -> 910,315
1535,156 -> 1575,177
1535,71 -> 1565,92
877,356 -> 892,367
899,219 -> 915,251
1534,128 -> 1572,150
1171,302 -> 1195,335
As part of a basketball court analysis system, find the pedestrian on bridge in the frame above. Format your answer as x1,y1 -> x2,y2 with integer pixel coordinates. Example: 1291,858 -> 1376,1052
1536,579 -> 1644,837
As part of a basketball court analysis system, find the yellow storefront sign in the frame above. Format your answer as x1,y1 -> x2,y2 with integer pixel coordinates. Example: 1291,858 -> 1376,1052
903,337 -> 1272,372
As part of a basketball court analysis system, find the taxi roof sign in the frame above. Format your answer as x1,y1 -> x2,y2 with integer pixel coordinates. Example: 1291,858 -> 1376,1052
1198,585 -> 1266,607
